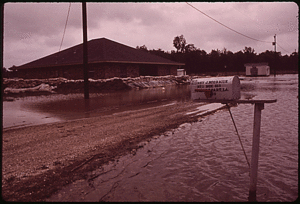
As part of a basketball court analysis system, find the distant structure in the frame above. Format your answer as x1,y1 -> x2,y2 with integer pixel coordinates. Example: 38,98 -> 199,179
177,69 -> 186,76
244,63 -> 270,76
13,38 -> 184,79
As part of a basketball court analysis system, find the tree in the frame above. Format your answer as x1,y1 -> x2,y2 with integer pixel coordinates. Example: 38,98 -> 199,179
173,35 -> 186,53
289,51 -> 298,71
149,48 -> 171,60
184,44 -> 197,53
243,46 -> 257,63
243,46 -> 255,54
136,45 -> 148,52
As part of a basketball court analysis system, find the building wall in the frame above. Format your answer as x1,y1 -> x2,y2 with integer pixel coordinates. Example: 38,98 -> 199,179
16,65 -> 83,79
170,66 -> 178,76
139,64 -> 158,76
17,67 -> 59,79
90,63 -> 140,79
157,65 -> 178,76
63,65 -> 83,79
89,64 -> 105,79
16,63 -> 179,79
245,65 -> 270,76
157,65 -> 170,76
126,64 -> 140,78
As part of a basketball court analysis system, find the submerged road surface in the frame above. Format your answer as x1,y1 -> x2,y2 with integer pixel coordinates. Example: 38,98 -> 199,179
2,100 -> 225,201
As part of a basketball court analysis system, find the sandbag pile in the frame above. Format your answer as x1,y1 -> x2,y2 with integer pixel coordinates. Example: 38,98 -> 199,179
3,75 -> 191,96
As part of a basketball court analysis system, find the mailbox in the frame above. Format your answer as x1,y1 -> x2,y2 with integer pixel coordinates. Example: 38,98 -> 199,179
190,76 -> 241,100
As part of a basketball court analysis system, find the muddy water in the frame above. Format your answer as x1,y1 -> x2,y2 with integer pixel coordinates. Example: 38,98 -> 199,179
48,74 -> 298,202
3,85 -> 190,129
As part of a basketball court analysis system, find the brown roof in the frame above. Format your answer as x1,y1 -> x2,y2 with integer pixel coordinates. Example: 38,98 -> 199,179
16,38 -> 184,69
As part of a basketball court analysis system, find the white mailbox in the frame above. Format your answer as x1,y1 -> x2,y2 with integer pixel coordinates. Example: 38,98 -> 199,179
190,76 -> 241,100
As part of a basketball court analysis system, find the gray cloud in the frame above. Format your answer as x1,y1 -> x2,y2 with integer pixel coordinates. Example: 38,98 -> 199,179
4,3 -> 70,39
3,2 -> 298,68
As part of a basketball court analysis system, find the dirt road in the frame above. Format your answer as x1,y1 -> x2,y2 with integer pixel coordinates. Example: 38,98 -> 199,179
2,100 -> 214,201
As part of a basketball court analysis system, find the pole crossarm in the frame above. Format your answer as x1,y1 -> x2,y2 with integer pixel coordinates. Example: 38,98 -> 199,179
194,99 -> 277,104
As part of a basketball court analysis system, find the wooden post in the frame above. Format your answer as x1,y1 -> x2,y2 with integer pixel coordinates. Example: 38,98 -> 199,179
273,34 -> 276,77
248,103 -> 264,202
82,2 -> 89,99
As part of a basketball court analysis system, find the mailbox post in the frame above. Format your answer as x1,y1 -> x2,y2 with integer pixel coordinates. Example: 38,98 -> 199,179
249,102 -> 264,201
191,76 -> 276,202
238,100 -> 276,202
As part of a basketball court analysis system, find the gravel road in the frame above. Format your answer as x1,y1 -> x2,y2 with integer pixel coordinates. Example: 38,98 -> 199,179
2,100 -> 208,201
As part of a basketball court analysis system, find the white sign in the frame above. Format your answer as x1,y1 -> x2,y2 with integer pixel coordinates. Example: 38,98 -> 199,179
190,76 -> 241,100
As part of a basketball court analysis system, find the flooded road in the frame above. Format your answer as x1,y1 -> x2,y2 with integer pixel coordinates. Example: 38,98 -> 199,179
47,74 -> 298,202
3,85 -> 190,129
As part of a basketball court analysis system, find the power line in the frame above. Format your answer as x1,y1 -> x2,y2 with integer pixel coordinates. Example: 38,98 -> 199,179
276,42 -> 290,54
59,3 -> 71,52
185,2 -> 272,44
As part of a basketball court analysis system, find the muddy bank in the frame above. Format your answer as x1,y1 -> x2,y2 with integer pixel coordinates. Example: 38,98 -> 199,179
2,101 -> 215,202
2,75 -> 192,99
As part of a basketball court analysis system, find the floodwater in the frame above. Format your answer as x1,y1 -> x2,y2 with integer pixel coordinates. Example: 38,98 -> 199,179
3,85 -> 190,129
47,74 -> 298,202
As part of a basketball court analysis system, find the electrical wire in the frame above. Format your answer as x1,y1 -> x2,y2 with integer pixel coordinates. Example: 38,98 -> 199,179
226,104 -> 251,169
276,42 -> 290,54
186,2 -> 272,44
59,3 -> 71,52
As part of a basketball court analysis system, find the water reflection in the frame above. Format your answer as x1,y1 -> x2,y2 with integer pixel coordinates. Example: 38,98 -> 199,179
3,85 -> 191,128
84,99 -> 90,118
2,99 -> 61,129
30,85 -> 190,119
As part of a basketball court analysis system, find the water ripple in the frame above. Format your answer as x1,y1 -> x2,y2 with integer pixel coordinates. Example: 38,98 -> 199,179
49,74 -> 298,202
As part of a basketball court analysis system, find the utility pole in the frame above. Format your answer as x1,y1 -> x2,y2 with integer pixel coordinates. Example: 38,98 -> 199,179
273,34 -> 276,77
273,34 -> 276,53
82,2 -> 89,99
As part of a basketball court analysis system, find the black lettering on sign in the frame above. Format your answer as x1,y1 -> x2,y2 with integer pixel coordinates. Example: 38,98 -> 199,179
218,80 -> 229,84
208,87 -> 229,92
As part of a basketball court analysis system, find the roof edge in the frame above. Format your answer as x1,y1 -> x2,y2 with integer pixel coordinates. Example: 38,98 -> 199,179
16,61 -> 185,70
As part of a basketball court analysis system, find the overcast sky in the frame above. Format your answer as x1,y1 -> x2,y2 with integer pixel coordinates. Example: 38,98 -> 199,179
3,2 -> 298,68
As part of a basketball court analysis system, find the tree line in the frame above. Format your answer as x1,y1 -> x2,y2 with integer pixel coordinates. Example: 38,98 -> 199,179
137,35 -> 298,75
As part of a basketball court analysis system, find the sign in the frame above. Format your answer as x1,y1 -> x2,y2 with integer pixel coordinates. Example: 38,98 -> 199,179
190,76 -> 241,100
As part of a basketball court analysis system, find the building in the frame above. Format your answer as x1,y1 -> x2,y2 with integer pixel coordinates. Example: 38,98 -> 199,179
177,69 -> 186,76
13,38 -> 184,79
244,62 -> 270,76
